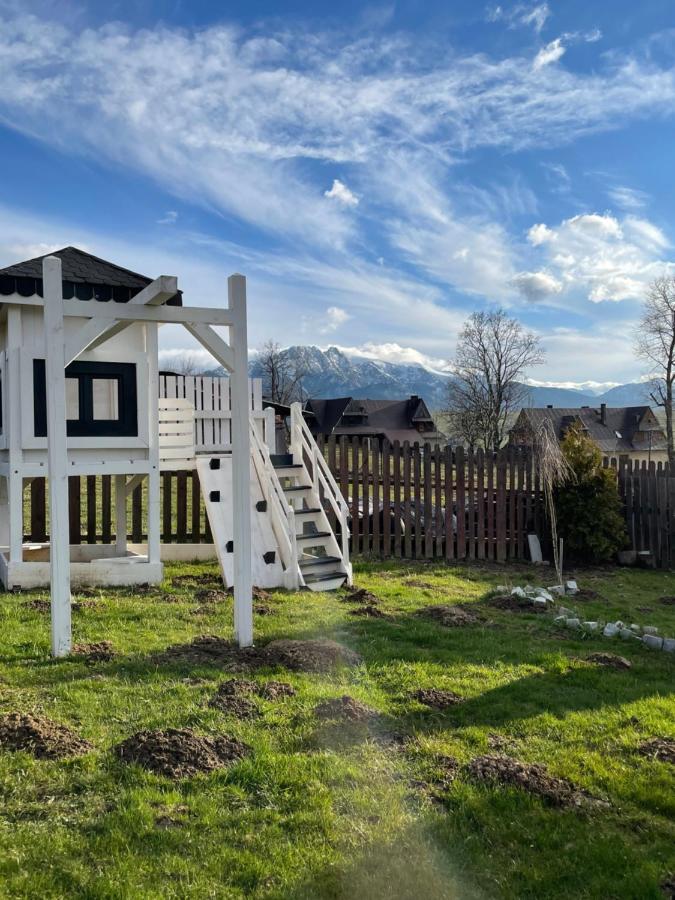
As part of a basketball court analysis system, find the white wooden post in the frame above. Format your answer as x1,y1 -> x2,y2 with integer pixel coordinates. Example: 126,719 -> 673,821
6,309 -> 23,564
146,323 -> 161,565
43,256 -> 71,657
229,274 -> 253,647
263,406 -> 276,453
115,475 -> 127,556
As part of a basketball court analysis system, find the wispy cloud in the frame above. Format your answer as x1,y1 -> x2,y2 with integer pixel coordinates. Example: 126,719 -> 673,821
534,38 -> 565,69
324,179 -> 359,207
608,185 -> 649,210
487,3 -> 551,33
157,210 -> 178,225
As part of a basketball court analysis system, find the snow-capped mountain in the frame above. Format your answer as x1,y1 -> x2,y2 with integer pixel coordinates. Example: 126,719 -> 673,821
240,345 -> 655,410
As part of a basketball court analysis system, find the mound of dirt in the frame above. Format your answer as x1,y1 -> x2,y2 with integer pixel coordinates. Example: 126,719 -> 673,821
210,677 -> 296,701
71,641 -> 116,663
314,695 -> 378,722
0,713 -> 92,759
171,573 -> 221,588
638,738 -> 675,765
208,692 -> 259,719
195,589 -> 229,605
259,680 -> 296,700
115,728 -> 249,778
224,586 -> 273,602
408,688 -> 464,709
24,598 -> 50,613
488,733 -> 517,753
468,754 -> 604,808
350,604 -> 392,619
157,593 -> 183,604
586,652 -> 632,670
573,588 -> 605,602
340,586 -> 380,605
416,604 -> 478,627
153,635 -> 248,668
403,579 -> 436,590
487,594 -> 540,612
262,639 -> 361,672
659,595 -> 675,606
253,604 -> 274,616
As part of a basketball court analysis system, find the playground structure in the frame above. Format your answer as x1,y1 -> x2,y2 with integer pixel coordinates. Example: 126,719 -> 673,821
0,247 -> 350,657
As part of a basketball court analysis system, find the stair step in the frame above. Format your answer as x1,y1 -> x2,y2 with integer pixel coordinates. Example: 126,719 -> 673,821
303,571 -> 346,585
294,508 -> 322,515
296,531 -> 331,541
270,453 -> 294,467
299,555 -> 342,568
283,485 -> 312,493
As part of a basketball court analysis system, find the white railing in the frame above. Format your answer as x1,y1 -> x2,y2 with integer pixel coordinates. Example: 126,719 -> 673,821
290,402 -> 351,573
249,415 -> 299,589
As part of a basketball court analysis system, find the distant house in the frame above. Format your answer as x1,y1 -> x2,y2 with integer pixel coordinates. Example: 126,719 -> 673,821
510,404 -> 668,465
305,395 -> 444,446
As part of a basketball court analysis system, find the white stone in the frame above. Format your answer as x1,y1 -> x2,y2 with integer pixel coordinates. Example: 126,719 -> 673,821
554,615 -> 566,625
533,597 -> 548,609
630,624 -> 641,633
511,586 -> 526,598
558,606 -> 575,618
643,634 -> 664,651
643,626 -> 659,635
548,585 -> 565,596
662,638 -> 675,653
565,580 -> 579,594
566,618 -> 580,629
536,589 -> 554,603
603,623 -> 620,638
528,534 -> 543,564
582,621 -> 599,632
620,628 -> 641,640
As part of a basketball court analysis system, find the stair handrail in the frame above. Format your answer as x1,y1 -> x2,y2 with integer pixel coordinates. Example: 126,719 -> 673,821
249,416 -> 299,588
290,403 -> 351,569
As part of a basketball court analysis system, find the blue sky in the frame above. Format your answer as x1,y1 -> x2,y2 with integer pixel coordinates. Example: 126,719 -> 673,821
1,0 -> 674,386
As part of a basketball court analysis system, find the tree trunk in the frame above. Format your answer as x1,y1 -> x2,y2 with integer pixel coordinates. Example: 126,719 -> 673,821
667,380 -> 674,466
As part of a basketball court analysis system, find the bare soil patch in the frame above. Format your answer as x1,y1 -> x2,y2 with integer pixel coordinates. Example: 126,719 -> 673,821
171,573 -> 221,588
157,593 -> 183,604
404,579 -> 436,590
23,599 -> 50,613
416,604 -> 478,627
195,589 -> 229,605
208,692 -> 259,719
659,595 -> 675,606
468,754 -> 605,808
154,635 -> 359,674
0,713 -> 92,759
488,733 -> 517,753
259,680 -> 296,700
340,586 -> 380,605
586,652 -> 632,670
350,604 -> 392,620
24,597 -> 100,614
314,695 -> 378,723
573,589 -> 606,602
254,604 -> 274,616
71,641 -> 116,663
487,594 -> 541,612
114,728 -> 249,779
408,688 -> 464,709
638,738 -> 675,765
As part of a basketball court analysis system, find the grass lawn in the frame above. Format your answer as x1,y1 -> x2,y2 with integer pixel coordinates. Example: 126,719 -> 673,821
0,560 -> 673,899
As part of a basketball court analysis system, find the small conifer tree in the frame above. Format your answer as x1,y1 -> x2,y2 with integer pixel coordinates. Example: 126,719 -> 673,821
554,424 -> 627,563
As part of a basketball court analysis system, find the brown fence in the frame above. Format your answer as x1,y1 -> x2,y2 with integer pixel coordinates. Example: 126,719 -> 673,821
21,446 -> 675,568
618,459 -> 675,568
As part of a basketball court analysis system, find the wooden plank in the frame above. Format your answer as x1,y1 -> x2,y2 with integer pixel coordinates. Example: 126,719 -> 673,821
444,446 -> 454,561
30,479 -> 47,542
162,473 -> 172,543
526,450 -> 534,556
131,483 -> 143,543
508,447 -> 517,560
466,447 -> 475,560
86,476 -> 97,543
362,438 -> 371,555
657,464 -> 668,568
476,448 -> 485,560
351,437 -> 360,556
486,450 -> 494,560
413,443 -> 422,558
516,449 -> 525,560
403,442 -> 413,558
68,476 -> 81,545
496,448 -> 507,563
434,444 -> 443,559
423,443 -> 433,559
372,439 -> 381,557
382,439 -> 391,558
456,446 -> 466,559
393,441 -> 402,558
648,462 -> 658,563
191,470 -> 202,543
339,437 -> 349,554
326,436 -> 337,533
101,475 -> 112,544
176,471 -> 188,543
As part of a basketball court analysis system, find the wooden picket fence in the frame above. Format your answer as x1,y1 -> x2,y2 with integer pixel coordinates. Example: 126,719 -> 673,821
617,458 -> 675,568
21,444 -> 675,569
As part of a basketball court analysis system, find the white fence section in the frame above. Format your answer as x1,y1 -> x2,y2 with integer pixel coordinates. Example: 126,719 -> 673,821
158,398 -> 195,471
159,374 -> 268,455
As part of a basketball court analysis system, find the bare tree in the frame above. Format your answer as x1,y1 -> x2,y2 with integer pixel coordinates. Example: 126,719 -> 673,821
256,341 -> 307,405
635,276 -> 675,464
168,351 -> 210,376
444,309 -> 544,450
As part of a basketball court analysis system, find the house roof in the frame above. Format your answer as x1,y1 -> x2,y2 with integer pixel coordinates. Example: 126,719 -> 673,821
0,246 -> 182,305
306,395 -> 443,444
516,406 -> 667,454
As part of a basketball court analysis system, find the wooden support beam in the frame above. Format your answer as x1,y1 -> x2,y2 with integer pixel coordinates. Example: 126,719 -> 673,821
63,275 -> 178,365
228,274 -> 253,648
124,474 -> 146,497
62,301 -> 234,325
43,256 -> 72,658
183,322 -> 235,373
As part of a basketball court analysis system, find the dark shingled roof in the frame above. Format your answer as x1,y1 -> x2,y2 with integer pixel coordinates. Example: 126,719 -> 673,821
305,395 -> 442,444
513,406 -> 667,454
0,246 -> 181,305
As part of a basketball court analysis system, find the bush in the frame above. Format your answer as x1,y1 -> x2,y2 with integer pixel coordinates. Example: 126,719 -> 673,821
554,425 -> 627,564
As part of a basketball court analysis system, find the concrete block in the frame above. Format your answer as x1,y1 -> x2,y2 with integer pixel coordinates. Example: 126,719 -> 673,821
643,634 -> 664,651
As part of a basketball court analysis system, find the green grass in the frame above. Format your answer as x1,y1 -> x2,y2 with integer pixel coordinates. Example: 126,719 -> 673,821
0,560 -> 673,898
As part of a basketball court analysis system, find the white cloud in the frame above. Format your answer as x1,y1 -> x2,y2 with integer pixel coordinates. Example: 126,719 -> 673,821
324,179 -> 359,207
525,211 -> 675,302
157,210 -> 178,225
607,185 -> 649,210
335,342 -> 452,372
487,3 -> 550,33
533,38 -> 566,70
511,270 -> 563,300
320,305 -> 351,332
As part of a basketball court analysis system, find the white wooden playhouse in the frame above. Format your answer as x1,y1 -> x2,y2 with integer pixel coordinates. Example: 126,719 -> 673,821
0,247 -> 350,656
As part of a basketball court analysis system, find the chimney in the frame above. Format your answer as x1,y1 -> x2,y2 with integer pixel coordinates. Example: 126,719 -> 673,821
547,404 -> 553,409
600,403 -> 607,426
410,395 -> 419,403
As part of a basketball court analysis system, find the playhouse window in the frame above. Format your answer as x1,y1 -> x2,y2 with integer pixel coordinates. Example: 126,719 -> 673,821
33,360 -> 138,438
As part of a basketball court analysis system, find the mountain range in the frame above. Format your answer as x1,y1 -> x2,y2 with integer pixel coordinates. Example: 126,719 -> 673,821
245,345 -> 653,411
